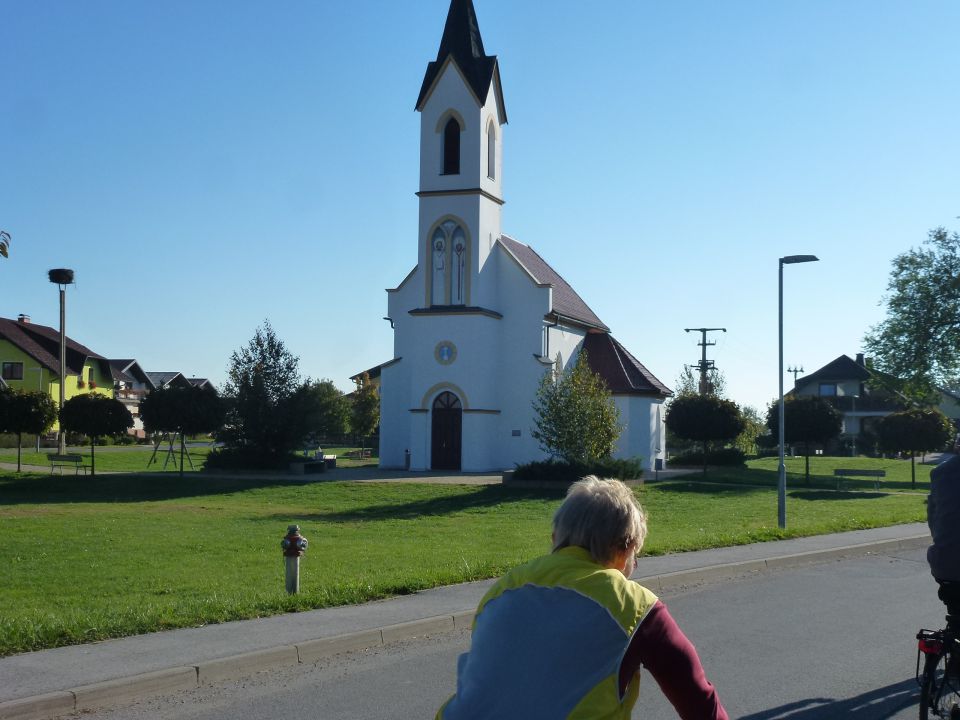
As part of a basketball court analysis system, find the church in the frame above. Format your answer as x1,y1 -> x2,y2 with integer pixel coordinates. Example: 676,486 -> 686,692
376,0 -> 671,473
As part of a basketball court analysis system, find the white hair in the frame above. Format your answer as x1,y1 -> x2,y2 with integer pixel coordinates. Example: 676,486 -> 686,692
552,476 -> 647,565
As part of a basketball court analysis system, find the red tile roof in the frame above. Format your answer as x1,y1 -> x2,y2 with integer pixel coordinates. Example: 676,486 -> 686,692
0,318 -> 72,374
499,236 -> 610,331
583,333 -> 672,398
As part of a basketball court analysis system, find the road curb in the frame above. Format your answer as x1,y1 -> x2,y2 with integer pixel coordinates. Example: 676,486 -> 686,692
0,533 -> 930,720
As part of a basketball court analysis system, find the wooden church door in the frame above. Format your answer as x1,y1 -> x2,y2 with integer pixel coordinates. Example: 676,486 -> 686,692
431,391 -> 462,471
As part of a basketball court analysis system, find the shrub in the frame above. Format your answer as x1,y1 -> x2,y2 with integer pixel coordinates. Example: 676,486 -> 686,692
204,447 -> 301,471
668,447 -> 746,467
511,457 -> 643,484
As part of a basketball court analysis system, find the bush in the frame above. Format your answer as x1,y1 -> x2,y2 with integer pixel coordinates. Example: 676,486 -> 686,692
511,457 -> 643,484
668,447 -> 746,467
203,447 -> 301,471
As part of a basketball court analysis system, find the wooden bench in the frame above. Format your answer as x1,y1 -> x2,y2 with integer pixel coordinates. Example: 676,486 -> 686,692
834,468 -> 886,490
48,453 -> 89,476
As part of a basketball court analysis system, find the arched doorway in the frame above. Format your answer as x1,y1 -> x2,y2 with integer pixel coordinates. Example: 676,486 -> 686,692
431,391 -> 462,471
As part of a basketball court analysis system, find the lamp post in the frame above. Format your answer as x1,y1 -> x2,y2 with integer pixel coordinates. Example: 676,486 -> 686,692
778,255 -> 819,529
28,367 -> 44,451
48,269 -> 75,454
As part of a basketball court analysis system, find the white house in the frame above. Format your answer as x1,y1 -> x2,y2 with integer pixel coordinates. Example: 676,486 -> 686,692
377,0 -> 671,472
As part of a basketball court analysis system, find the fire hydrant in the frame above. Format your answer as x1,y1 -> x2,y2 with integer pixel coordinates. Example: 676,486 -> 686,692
280,524 -> 308,595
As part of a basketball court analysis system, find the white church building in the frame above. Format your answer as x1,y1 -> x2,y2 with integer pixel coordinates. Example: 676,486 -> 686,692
376,0 -> 671,473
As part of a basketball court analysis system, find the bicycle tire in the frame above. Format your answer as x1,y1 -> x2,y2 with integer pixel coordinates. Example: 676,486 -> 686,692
920,652 -> 939,720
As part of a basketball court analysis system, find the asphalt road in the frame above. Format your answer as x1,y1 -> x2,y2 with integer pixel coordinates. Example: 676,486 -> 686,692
71,546 -> 945,720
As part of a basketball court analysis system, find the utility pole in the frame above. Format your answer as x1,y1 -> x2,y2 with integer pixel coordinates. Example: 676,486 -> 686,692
684,328 -> 726,394
787,365 -> 804,386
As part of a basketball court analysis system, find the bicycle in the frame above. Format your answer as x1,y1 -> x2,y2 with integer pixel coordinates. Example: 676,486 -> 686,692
917,611 -> 960,719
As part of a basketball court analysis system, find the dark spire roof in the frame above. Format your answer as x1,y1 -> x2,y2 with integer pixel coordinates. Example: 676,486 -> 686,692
416,0 -> 505,117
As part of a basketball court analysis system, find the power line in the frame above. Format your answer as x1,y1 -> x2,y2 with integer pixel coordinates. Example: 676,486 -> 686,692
684,327 -> 726,394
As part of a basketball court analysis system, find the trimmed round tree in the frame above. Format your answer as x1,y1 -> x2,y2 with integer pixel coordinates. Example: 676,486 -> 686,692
7,391 -> 57,472
766,396 -> 842,484
666,395 -> 745,475
59,394 -> 133,476
876,408 -> 954,487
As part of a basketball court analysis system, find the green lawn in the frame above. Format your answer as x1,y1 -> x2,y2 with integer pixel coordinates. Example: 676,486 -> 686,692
0,469 -> 927,656
663,455 -> 937,492
0,445 -> 379,472
0,445 -> 214,473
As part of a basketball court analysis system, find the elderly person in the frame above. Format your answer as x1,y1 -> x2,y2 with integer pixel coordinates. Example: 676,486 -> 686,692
437,476 -> 728,720
928,454 -> 960,617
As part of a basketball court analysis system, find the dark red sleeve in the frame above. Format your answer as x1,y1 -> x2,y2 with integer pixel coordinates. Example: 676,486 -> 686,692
619,600 -> 728,720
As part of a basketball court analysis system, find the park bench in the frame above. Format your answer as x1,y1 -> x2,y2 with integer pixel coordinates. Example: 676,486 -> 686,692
833,468 -> 886,490
288,456 -> 337,476
48,453 -> 89,476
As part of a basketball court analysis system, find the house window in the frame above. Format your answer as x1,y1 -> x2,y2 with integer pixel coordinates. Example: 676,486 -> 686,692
443,117 -> 461,175
487,121 -> 496,180
429,220 -> 468,306
1,362 -> 23,380
819,383 -> 837,397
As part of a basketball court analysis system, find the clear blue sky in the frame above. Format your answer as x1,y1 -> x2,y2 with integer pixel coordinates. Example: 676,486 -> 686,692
2,1 -> 958,412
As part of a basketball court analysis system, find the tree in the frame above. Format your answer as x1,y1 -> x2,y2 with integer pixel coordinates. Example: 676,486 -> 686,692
864,227 -> 960,401
350,373 -> 380,459
306,379 -> 350,442
766,396 -> 842,484
673,365 -> 727,399
0,230 -> 10,259
734,405 -> 765,457
531,350 -> 622,464
665,394 -> 744,474
221,321 -> 315,463
5,391 -> 57,471
140,386 -> 224,476
876,408 -> 954,487
59,394 -> 133,476
667,366 -> 729,456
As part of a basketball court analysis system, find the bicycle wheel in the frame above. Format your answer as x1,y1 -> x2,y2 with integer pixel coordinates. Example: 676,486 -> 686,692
920,653 -> 939,720
921,650 -> 960,719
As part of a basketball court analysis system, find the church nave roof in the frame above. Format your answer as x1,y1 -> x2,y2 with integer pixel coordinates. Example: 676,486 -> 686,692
498,235 -> 610,332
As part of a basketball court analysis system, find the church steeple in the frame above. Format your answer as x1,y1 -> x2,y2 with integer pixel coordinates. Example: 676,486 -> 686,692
416,0 -> 506,120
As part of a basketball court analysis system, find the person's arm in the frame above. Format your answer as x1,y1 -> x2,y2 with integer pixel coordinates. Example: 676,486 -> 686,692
620,600 -> 729,720
927,473 -> 938,537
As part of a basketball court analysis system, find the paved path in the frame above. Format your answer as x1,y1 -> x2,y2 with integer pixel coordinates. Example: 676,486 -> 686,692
0,523 -> 931,720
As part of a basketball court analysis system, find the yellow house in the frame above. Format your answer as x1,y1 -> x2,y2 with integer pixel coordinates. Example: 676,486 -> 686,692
0,314 -> 115,432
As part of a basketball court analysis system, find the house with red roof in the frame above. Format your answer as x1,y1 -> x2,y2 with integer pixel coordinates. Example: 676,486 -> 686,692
0,314 -> 116,434
375,0 -> 671,472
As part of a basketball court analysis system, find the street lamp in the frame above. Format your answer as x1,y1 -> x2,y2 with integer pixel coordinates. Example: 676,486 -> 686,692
778,254 -> 819,529
48,269 -> 75,454
28,367 -> 44,451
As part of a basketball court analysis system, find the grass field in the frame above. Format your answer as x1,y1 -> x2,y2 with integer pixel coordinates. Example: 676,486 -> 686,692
728,455 -> 936,491
0,445 -> 378,472
0,467 -> 928,656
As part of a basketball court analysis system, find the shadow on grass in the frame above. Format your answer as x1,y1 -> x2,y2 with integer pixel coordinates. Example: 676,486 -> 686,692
646,480 -> 765,497
738,677 -> 916,719
673,466 -> 929,493
0,472 -> 314,505
277,484 -> 568,522
788,490 -> 890,501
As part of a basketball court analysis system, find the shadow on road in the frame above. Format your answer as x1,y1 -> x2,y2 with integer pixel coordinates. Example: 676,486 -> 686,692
739,677 -> 917,719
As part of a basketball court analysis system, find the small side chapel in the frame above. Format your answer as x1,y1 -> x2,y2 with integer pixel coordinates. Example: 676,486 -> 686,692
377,0 -> 671,472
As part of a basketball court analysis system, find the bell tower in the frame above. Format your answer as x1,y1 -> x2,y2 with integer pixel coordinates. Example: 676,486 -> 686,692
414,0 -> 507,308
